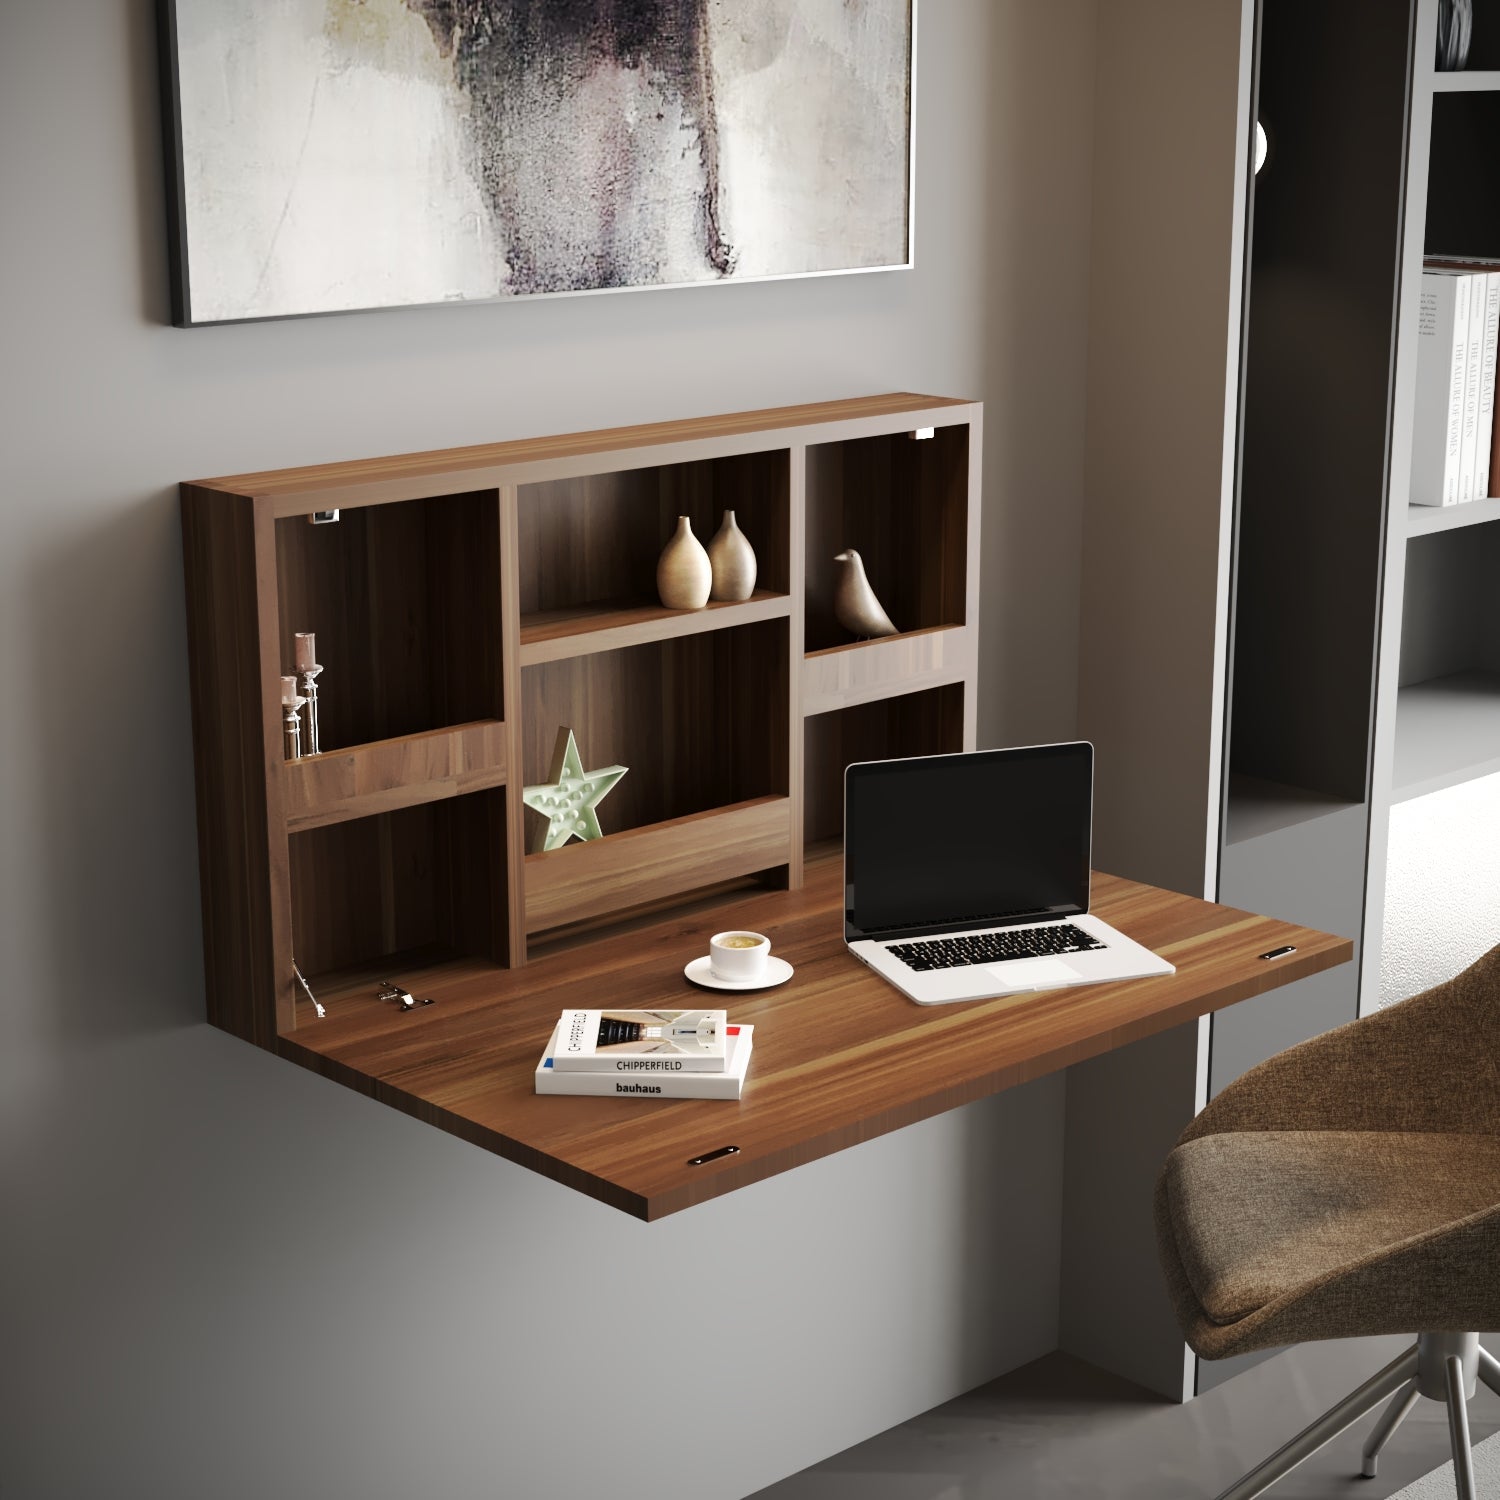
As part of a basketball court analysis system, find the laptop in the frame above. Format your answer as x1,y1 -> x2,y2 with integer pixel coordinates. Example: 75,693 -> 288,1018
843,742 -> 1175,1004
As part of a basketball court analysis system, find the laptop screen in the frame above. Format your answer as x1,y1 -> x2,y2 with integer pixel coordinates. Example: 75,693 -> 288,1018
844,743 -> 1093,941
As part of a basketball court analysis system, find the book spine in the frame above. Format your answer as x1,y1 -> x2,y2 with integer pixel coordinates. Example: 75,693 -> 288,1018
1411,273 -> 1467,506
1478,273 -> 1500,498
536,1067 -> 746,1099
550,1051 -> 734,1074
1460,273 -> 1485,501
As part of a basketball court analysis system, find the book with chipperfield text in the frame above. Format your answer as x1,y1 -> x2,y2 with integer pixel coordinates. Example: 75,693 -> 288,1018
536,1022 -> 753,1099
549,1008 -> 728,1072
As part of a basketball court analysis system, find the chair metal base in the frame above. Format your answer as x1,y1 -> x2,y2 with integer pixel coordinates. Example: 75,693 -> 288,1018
1212,1335 -> 1500,1500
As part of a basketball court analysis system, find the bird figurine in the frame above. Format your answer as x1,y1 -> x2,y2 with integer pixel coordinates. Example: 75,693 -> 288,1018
832,549 -> 899,639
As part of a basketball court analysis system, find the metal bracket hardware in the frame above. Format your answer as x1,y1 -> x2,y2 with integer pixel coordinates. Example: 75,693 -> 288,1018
292,962 -> 325,1019
377,981 -> 434,1012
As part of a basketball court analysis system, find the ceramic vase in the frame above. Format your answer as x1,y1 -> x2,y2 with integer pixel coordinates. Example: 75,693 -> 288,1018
707,509 -> 757,602
656,515 -> 711,610
832,549 -> 899,638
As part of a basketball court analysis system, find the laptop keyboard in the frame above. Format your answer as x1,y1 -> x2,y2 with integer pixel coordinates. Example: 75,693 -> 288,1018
888,924 -> 1106,971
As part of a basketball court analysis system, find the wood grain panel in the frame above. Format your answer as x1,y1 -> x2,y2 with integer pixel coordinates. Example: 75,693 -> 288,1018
279,854 -> 1354,1221
802,625 -> 975,716
281,721 -> 508,832
523,796 -> 792,932
180,485 -> 282,1046
196,395 -> 976,506
519,591 -> 790,666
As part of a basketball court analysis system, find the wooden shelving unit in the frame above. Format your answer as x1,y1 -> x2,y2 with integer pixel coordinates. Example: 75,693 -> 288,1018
181,393 -> 982,1052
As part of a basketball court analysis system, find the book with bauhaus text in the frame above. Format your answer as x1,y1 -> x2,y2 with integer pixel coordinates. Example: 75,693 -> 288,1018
536,1021 -> 753,1099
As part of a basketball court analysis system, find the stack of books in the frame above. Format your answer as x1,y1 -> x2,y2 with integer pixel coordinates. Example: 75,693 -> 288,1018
535,1008 -> 754,1099
1413,258 -> 1500,507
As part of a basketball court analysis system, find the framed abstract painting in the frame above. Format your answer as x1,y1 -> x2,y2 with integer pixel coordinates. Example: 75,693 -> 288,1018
159,0 -> 915,325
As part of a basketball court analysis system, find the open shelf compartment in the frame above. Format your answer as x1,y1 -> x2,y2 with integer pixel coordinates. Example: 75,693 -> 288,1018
1392,521 -> 1500,801
274,490 -> 504,752
288,787 -> 512,1002
803,684 -> 967,848
804,423 -> 970,654
516,449 -> 790,652
520,620 -> 793,932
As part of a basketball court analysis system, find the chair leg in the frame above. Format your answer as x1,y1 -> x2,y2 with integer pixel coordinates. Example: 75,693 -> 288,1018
1212,1345 -> 1420,1500
1477,1345 -> 1500,1400
1445,1355 -> 1478,1500
1360,1378 -> 1420,1478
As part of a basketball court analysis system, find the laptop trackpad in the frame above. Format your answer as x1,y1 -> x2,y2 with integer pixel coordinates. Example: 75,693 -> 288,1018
987,957 -> 1082,990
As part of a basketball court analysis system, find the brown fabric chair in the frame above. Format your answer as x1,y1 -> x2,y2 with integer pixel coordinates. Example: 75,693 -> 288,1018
1155,943 -> 1500,1500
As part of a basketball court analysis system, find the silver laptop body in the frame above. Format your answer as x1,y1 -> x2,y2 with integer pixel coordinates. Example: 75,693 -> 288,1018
844,743 -> 1174,1005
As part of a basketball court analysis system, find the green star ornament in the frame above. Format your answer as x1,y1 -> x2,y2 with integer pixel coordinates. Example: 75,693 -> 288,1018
522,728 -> 628,853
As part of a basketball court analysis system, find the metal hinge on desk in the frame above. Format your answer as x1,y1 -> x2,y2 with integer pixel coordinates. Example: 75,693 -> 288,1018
292,962 -> 325,1019
377,981 -> 434,1013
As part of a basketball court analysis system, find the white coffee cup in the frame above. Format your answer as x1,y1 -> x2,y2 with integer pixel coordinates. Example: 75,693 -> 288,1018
709,930 -> 770,983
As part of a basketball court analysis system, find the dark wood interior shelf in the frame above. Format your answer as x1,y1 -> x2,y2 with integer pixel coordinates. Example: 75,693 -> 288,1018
523,795 -> 792,933
518,590 -> 791,666
802,625 -> 974,717
282,720 -> 508,832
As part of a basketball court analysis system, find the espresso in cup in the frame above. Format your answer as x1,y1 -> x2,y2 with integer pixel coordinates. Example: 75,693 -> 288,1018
710,930 -> 770,982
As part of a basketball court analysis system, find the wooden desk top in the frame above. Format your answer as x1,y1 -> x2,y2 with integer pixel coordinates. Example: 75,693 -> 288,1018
279,856 -> 1353,1220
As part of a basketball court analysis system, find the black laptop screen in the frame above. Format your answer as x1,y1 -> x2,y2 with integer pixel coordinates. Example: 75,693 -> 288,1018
844,744 -> 1093,940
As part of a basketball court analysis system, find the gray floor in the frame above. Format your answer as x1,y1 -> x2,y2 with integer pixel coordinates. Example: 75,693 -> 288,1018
751,1338 -> 1500,1500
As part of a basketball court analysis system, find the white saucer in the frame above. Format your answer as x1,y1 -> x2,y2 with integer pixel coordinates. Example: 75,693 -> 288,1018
684,955 -> 794,991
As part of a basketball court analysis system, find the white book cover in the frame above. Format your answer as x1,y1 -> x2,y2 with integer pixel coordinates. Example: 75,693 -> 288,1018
536,1022 -> 754,1099
1459,271 -> 1486,501
1476,273 -> 1500,498
1411,271 -> 1470,506
549,1008 -> 729,1072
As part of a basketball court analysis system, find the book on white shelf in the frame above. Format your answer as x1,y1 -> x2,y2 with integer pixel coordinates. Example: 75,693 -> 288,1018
1412,269 -> 1472,506
535,1022 -> 754,1099
1474,273 -> 1500,499
1425,260 -> 1500,499
549,1008 -> 729,1073
1460,272 -> 1484,501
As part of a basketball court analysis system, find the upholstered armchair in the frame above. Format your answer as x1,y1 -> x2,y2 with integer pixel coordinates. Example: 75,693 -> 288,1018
1156,943 -> 1500,1500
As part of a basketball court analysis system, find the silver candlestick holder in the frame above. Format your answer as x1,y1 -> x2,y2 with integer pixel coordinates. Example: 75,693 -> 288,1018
293,631 -> 324,754
281,675 -> 307,760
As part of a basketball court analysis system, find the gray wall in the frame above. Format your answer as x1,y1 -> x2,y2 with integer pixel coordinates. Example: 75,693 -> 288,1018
0,4 -> 1102,1498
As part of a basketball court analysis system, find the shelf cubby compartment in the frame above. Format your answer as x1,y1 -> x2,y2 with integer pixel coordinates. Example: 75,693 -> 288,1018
804,423 -> 972,654
803,684 -> 967,848
274,490 -> 504,753
520,621 -> 793,933
288,787 -> 511,1001
516,449 -> 790,659
1425,89 -> 1500,259
1392,521 -> 1500,801
281,720 -> 508,833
